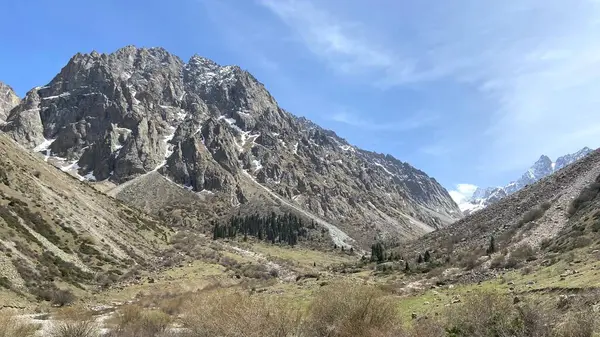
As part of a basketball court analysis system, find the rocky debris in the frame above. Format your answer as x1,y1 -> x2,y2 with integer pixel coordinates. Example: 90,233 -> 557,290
2,46 -> 461,244
559,269 -> 579,278
0,81 -> 20,122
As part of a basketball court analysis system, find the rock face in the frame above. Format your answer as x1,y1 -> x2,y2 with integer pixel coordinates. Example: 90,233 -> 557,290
2,46 -> 461,244
0,82 -> 20,122
459,147 -> 594,214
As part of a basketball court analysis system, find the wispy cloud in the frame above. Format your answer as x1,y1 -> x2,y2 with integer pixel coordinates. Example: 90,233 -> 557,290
329,110 -> 438,131
257,0 -> 418,84
264,0 -> 600,174
207,0 -> 600,184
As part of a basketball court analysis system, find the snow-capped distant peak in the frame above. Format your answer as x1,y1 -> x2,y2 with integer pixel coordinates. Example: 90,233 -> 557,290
452,146 -> 593,215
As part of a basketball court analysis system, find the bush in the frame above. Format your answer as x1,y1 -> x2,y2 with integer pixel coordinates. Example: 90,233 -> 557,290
0,312 -> 40,337
52,289 -> 77,307
50,321 -> 98,337
182,291 -> 300,337
490,254 -> 506,269
568,181 -> 600,216
504,244 -> 536,268
107,305 -> 171,337
512,244 -> 536,261
444,291 -> 555,337
300,282 -> 402,337
553,310 -> 595,337
519,203 -> 550,226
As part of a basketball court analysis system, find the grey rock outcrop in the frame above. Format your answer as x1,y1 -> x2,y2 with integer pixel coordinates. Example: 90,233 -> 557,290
2,46 -> 461,243
0,82 -> 20,122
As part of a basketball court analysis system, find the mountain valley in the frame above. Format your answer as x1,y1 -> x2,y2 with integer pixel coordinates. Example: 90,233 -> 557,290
0,46 -> 599,336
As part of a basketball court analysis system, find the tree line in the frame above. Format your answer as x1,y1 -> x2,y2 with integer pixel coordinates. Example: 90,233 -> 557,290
212,212 -> 314,246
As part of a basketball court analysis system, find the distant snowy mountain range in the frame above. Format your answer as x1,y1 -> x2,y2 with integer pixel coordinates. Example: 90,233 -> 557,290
455,147 -> 594,215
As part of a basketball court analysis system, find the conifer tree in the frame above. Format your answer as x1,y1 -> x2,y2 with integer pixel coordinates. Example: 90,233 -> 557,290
370,242 -> 385,263
486,236 -> 496,255
424,250 -> 431,263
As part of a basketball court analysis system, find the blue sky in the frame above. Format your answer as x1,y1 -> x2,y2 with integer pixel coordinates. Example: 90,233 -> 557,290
2,0 -> 600,198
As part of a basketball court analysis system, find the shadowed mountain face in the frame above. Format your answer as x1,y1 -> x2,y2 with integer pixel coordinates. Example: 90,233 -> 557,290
2,46 -> 460,245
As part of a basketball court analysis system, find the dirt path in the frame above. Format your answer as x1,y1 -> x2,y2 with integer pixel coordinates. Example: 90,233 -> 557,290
230,245 -> 297,282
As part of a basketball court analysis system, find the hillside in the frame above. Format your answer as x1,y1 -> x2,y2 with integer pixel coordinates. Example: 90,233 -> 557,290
0,134 -> 170,305
401,148 -> 600,271
2,46 -> 460,247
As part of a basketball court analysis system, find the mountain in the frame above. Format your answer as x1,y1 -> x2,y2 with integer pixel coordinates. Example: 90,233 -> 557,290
0,133 -> 169,302
457,147 -> 594,214
0,82 -> 20,122
1,46 -> 460,248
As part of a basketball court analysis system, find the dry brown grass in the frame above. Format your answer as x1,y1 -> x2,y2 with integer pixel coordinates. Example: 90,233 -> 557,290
182,290 -> 301,337
553,310 -> 595,337
107,305 -> 172,337
300,282 -> 402,337
0,311 -> 40,337
49,320 -> 98,337
53,305 -> 95,322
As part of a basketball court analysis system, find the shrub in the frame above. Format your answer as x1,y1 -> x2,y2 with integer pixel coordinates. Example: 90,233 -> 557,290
300,282 -> 402,337
511,244 -> 536,261
49,320 -> 98,337
444,291 -> 555,337
52,289 -> 77,307
568,181 -> 600,216
519,203 -> 550,226
108,305 -> 171,337
460,252 -> 481,271
182,290 -> 300,337
490,254 -> 506,269
553,310 -> 595,337
0,312 -> 40,337
505,244 -> 536,268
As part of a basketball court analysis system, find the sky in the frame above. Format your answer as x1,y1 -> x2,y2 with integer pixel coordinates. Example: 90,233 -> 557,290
2,0 -> 600,201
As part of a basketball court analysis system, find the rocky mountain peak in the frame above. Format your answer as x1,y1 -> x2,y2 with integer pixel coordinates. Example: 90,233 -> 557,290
188,54 -> 220,71
2,45 -> 460,246
521,154 -> 554,185
0,81 -> 20,122
556,147 -> 593,170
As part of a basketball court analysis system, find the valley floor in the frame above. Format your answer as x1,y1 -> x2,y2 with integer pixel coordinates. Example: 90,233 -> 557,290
3,234 -> 600,336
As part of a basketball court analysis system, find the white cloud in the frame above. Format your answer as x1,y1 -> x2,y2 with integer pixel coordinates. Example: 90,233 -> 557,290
257,0 -> 416,82
448,184 -> 478,204
330,110 -> 438,131
227,0 -> 600,181
259,0 -> 600,175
